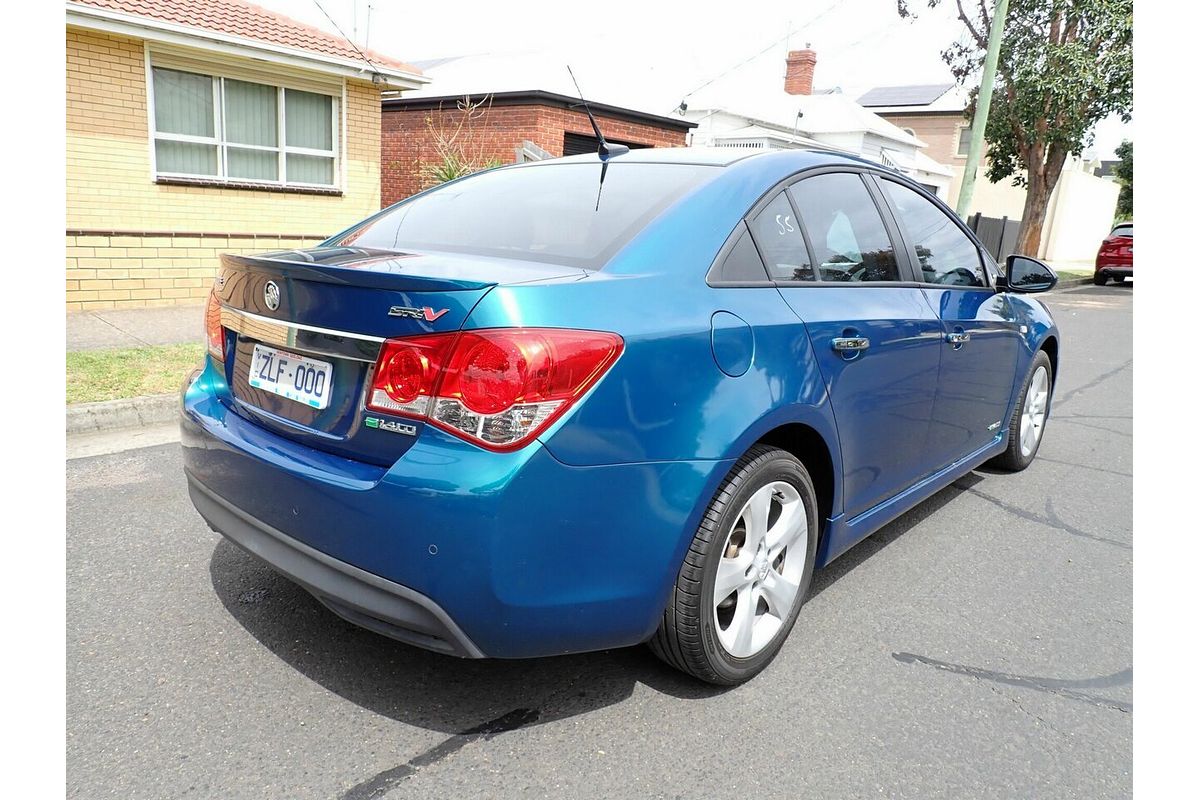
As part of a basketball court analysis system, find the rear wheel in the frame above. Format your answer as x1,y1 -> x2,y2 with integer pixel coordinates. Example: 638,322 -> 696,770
1093,273 -> 1108,286
991,350 -> 1053,471
649,445 -> 818,685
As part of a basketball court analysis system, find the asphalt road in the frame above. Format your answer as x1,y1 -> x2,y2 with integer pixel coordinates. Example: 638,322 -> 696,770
67,284 -> 1133,799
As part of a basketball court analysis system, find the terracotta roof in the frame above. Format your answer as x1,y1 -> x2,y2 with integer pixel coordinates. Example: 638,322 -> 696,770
71,0 -> 421,75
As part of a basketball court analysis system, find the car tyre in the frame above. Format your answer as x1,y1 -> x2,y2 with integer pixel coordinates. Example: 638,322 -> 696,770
1093,273 -> 1107,286
990,350 -> 1054,472
648,444 -> 818,685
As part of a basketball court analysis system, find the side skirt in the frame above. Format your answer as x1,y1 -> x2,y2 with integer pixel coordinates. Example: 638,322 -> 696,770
815,434 -> 1006,568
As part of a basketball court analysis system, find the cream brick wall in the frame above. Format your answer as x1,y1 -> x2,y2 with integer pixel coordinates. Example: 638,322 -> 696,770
65,233 -> 326,310
65,27 -> 383,310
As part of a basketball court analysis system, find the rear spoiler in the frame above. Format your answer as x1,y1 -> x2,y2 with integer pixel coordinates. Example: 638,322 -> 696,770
221,250 -> 498,292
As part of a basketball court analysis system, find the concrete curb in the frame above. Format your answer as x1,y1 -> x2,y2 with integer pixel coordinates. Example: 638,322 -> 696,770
67,394 -> 178,435
1047,275 -> 1094,291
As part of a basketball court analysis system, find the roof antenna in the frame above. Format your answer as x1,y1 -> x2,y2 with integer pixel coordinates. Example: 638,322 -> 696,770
567,65 -> 629,162
567,65 -> 628,210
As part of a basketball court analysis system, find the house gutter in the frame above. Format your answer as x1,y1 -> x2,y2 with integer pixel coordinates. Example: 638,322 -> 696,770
383,90 -> 695,132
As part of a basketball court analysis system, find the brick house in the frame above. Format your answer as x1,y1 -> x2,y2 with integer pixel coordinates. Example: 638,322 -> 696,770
379,55 -> 694,204
65,0 -> 425,311
857,84 -> 972,203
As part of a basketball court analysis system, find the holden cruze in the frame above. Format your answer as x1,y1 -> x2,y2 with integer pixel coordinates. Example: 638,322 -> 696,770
181,148 -> 1060,685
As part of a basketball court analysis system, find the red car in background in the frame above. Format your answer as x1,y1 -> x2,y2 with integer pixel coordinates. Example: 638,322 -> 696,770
1094,222 -> 1133,285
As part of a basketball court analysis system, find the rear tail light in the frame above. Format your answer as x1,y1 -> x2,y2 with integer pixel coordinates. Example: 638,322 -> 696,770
367,328 -> 624,451
205,290 -> 225,361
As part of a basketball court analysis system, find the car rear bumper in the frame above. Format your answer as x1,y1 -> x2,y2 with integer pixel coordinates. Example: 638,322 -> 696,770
180,362 -> 731,659
1096,265 -> 1133,278
188,474 -> 484,657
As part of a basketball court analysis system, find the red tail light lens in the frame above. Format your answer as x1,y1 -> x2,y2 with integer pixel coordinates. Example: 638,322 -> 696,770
367,333 -> 457,417
205,290 -> 225,361
367,328 -> 624,451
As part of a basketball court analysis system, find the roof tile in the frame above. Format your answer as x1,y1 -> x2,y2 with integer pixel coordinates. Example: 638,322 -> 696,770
72,0 -> 420,74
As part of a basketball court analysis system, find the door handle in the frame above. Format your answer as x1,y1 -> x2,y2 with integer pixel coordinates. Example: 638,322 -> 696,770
831,336 -> 870,352
945,331 -> 971,346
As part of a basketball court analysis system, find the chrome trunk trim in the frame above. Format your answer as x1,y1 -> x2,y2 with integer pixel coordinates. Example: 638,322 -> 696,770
220,306 -> 384,363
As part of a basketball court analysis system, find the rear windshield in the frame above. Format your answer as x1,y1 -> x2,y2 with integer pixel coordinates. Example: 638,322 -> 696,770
333,162 -> 717,269
1112,224 -> 1133,238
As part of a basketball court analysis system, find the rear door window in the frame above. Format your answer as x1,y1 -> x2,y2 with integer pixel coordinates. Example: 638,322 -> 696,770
787,173 -> 902,282
879,179 -> 985,287
747,192 -> 814,281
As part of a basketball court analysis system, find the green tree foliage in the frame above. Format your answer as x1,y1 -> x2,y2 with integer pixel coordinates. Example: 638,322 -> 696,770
900,1 -> 1132,255
1113,138 -> 1132,220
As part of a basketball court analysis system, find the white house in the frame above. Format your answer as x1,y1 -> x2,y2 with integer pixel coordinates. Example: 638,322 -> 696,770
682,49 -> 955,198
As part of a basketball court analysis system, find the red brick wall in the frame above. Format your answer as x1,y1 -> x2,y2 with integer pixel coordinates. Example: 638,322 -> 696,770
381,102 -> 689,205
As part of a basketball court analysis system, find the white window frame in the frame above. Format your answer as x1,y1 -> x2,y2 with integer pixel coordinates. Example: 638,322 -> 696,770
956,125 -> 972,158
146,61 -> 340,190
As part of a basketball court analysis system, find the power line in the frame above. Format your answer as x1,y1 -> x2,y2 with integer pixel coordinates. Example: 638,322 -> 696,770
311,0 -> 379,74
673,0 -> 842,112
364,2 -> 373,53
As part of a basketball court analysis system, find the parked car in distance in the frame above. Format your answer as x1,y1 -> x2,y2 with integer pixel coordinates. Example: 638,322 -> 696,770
181,147 -> 1060,685
1094,222 -> 1133,285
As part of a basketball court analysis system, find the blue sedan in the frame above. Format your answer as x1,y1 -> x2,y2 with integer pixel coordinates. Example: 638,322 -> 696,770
181,147 -> 1059,684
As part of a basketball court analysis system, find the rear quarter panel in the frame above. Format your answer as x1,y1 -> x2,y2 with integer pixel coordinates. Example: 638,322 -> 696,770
462,153 -> 848,521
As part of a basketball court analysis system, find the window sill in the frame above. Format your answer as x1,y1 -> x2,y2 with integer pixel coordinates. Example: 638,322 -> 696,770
155,176 -> 343,196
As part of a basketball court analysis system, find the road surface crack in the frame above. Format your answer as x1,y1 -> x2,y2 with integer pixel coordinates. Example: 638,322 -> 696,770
893,652 -> 1131,713
1054,360 -> 1132,407
340,708 -> 540,800
951,481 -> 1130,549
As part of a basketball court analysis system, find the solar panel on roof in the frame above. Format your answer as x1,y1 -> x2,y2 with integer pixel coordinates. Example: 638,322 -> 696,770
857,84 -> 955,107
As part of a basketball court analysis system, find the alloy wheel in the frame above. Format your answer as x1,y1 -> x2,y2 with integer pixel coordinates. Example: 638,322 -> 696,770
713,481 -> 809,658
1020,365 -> 1050,457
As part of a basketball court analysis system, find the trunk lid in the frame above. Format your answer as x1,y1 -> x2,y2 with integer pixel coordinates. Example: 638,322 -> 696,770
213,246 -> 582,465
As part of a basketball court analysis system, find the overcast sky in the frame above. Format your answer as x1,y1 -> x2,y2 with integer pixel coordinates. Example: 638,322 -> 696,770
258,0 -> 1131,159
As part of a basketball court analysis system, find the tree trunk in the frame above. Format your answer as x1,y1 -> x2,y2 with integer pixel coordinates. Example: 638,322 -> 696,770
1016,174 -> 1051,257
1016,142 -> 1070,258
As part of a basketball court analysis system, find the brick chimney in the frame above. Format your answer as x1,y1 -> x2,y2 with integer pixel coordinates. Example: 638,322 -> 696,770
784,48 -> 817,96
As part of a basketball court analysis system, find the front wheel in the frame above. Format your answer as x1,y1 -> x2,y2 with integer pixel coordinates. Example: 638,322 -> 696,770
991,350 -> 1053,471
649,445 -> 818,685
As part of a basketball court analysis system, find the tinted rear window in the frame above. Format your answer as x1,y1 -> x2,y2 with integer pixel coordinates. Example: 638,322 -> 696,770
1112,224 -> 1132,238
335,162 -> 717,269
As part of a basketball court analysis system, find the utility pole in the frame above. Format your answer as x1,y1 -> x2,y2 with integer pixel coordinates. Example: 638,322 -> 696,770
955,0 -> 1009,218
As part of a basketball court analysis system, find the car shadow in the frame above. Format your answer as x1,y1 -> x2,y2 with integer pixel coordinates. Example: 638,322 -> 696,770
207,471 -> 986,735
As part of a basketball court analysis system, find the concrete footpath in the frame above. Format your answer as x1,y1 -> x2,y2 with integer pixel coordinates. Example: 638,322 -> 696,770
68,304 -> 203,352
66,304 -> 203,452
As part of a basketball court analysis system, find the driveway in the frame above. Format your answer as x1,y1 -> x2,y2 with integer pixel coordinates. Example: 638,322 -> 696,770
67,284 -> 1132,799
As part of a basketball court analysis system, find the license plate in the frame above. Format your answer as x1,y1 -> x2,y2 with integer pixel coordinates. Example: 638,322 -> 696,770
248,344 -> 333,410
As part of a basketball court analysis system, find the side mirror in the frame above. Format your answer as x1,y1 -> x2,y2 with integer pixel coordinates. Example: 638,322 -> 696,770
1000,255 -> 1058,293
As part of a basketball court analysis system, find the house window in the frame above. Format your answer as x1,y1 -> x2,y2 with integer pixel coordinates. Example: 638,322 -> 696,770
956,125 -> 972,158
151,67 -> 337,187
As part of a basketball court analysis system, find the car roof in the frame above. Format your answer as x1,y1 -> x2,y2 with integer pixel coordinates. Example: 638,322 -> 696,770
547,146 -> 878,170
549,146 -> 757,166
